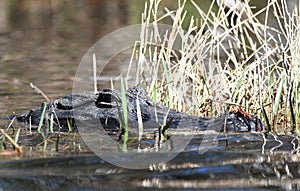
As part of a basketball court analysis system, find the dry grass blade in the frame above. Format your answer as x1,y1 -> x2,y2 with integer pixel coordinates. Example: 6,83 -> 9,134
30,82 -> 50,103
126,0 -> 300,133
0,128 -> 23,156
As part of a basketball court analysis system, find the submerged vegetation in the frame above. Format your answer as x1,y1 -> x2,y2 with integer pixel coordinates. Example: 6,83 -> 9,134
127,0 -> 300,134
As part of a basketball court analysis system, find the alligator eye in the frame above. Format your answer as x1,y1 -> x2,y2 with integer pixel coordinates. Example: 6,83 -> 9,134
95,91 -> 113,108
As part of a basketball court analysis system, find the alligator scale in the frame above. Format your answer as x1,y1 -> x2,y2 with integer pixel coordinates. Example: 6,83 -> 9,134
16,86 -> 263,133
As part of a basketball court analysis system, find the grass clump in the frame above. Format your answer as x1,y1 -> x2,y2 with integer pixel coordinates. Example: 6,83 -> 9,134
127,0 -> 300,133
0,117 -> 23,156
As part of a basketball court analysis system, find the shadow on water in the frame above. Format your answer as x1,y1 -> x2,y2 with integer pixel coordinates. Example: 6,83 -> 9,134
0,0 -> 299,190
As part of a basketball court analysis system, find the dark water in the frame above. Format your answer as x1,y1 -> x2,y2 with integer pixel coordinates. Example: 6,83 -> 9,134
0,0 -> 299,190
1,132 -> 300,190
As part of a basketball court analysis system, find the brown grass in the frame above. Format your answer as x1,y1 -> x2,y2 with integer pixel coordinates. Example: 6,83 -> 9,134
127,0 -> 300,134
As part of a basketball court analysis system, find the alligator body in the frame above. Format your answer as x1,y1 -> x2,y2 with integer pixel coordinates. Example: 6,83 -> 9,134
15,86 -> 263,133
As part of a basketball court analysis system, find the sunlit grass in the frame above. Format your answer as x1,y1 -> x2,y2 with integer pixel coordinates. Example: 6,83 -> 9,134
3,0 -> 299,155
128,0 -> 300,134
37,102 -> 47,139
0,117 -> 23,156
120,75 -> 129,152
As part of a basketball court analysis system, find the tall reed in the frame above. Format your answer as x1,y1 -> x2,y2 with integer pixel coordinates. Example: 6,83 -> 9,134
127,0 -> 300,133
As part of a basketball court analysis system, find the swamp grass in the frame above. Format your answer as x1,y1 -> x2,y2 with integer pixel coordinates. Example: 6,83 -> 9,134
1,0 -> 299,154
0,123 -> 87,156
126,0 -> 300,134
0,81 -> 84,154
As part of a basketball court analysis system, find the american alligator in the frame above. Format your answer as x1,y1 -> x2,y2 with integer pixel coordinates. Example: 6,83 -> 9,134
15,86 -> 263,133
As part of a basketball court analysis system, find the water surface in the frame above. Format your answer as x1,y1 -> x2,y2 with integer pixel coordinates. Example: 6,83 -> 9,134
0,0 -> 299,190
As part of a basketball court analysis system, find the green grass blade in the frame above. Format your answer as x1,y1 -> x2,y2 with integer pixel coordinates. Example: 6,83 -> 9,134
5,116 -> 16,131
162,117 -> 173,140
67,119 -> 72,132
136,94 -> 143,141
120,75 -> 128,152
161,56 -> 172,108
261,104 -> 272,132
120,76 -> 128,129
49,112 -> 54,133
37,102 -> 47,140
152,83 -> 157,102
289,92 -> 296,132
14,128 -> 21,144
110,78 -> 114,90
93,54 -> 98,94
231,70 -> 246,102
273,72 -> 285,115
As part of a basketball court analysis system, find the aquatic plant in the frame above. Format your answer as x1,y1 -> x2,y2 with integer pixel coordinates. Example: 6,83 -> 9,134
128,0 -> 300,133
0,117 -> 23,156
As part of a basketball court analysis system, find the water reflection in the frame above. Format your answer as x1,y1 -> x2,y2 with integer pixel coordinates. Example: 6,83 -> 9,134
0,0 -> 298,115
0,0 -> 299,190
0,0 -> 151,116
